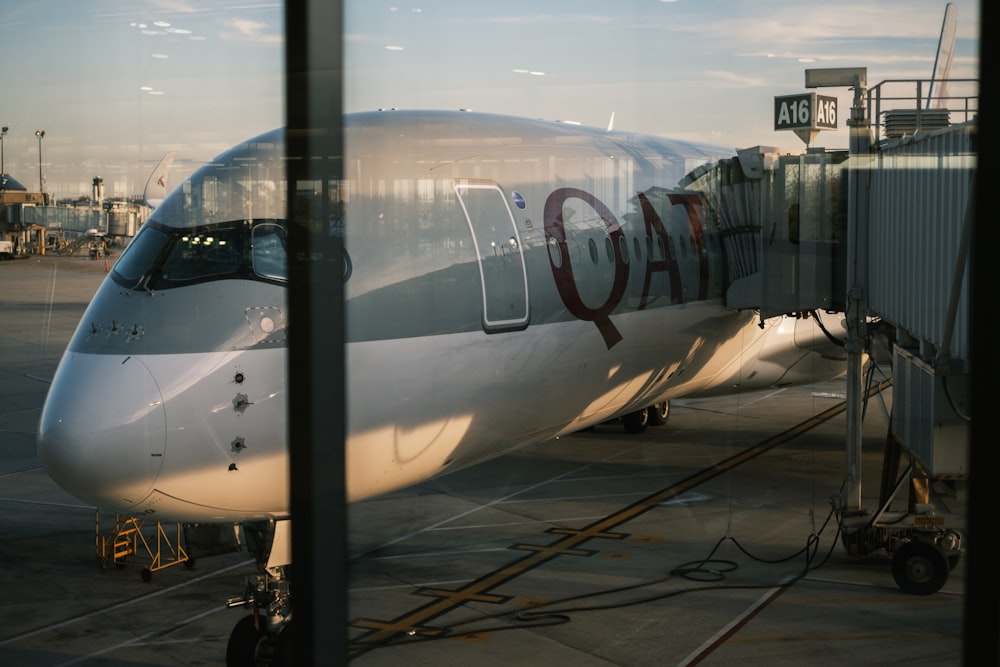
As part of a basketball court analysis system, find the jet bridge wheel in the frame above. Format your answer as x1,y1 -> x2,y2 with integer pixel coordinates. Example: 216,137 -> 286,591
891,539 -> 950,595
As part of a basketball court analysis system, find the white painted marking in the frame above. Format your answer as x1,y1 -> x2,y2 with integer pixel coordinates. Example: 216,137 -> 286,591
54,605 -> 228,666
0,560 -> 253,648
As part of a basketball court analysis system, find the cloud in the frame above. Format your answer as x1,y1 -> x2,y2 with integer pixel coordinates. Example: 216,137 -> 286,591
672,1 -> 977,54
702,70 -> 772,89
220,17 -> 282,44
486,13 -> 616,26
145,0 -> 202,13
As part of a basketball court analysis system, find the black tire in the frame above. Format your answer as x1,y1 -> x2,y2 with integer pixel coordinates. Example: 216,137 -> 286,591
891,540 -> 949,595
622,408 -> 649,434
140,568 -> 152,582
271,623 -> 295,666
648,401 -> 670,426
226,615 -> 261,667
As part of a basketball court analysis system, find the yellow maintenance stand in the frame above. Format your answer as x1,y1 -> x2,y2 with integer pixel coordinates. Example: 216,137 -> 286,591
96,511 -> 193,581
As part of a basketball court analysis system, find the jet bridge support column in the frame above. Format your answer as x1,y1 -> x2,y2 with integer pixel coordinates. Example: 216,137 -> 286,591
842,78 -> 873,515
804,67 -> 873,513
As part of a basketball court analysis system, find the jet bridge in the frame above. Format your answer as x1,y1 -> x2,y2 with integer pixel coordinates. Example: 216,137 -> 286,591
709,146 -> 849,319
689,76 -> 976,595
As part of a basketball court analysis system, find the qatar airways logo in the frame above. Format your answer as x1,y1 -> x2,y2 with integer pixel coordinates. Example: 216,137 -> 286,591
543,187 -> 709,349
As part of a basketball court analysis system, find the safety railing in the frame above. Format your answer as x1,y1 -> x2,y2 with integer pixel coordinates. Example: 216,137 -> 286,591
867,78 -> 978,144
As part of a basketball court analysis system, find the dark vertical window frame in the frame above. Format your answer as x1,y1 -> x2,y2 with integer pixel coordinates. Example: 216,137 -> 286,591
286,0 -> 347,664
965,3 -> 994,664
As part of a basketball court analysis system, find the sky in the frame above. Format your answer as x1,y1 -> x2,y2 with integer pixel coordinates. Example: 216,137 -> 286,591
0,0 -> 980,200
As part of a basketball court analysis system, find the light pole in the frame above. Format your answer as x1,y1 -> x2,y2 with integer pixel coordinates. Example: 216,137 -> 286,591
35,129 -> 45,202
1,125 -> 7,189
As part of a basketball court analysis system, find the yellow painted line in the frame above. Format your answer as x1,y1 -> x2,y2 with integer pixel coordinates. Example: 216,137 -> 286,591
349,380 -> 892,655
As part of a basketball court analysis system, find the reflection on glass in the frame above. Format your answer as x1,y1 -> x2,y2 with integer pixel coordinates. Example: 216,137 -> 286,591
0,1 -> 981,664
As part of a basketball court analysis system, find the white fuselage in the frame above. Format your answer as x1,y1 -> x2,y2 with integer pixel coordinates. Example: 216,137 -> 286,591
37,111 -> 846,523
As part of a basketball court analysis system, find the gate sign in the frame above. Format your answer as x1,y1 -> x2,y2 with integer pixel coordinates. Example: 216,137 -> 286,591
774,93 -> 838,131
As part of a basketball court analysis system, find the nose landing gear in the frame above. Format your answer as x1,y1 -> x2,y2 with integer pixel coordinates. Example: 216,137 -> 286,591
225,519 -> 294,667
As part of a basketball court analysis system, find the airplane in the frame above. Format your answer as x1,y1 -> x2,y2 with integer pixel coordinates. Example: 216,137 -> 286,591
36,109 -> 850,665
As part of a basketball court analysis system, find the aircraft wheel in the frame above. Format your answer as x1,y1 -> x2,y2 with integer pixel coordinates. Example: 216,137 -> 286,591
622,408 -> 649,434
271,623 -> 296,666
648,401 -> 671,426
226,615 -> 262,667
891,539 -> 949,595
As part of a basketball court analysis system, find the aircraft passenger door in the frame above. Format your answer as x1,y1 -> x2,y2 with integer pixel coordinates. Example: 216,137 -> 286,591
454,181 -> 530,332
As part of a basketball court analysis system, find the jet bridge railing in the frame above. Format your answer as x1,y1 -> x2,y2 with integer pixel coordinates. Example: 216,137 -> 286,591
867,78 -> 978,144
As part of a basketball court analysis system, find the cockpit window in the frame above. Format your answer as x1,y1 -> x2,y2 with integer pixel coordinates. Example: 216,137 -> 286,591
252,223 -> 287,280
111,219 -> 287,291
161,227 -> 243,283
112,226 -> 170,288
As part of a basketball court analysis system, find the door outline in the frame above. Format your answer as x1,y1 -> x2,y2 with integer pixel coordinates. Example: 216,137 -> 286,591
454,180 -> 530,332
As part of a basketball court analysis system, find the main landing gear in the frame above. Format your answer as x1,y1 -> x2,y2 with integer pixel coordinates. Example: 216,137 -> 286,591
225,519 -> 295,666
621,400 -> 671,434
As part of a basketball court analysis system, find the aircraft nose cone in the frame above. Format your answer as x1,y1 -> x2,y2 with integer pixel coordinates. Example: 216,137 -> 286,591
38,353 -> 166,510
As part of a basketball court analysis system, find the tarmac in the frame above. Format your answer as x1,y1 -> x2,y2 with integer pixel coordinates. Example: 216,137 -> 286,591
0,254 -> 966,666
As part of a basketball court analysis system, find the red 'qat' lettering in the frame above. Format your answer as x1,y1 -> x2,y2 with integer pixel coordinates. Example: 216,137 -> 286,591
544,187 -> 627,349
544,188 -> 709,348
667,192 -> 708,301
637,192 -> 682,308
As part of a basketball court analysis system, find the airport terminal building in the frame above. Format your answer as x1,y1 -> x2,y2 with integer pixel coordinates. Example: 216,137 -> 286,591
0,172 -> 149,257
